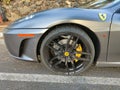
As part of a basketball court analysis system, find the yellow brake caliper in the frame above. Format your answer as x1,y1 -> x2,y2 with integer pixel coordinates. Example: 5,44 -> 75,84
74,44 -> 82,62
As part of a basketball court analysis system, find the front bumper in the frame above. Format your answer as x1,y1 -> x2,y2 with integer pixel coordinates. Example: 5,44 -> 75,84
3,28 -> 47,61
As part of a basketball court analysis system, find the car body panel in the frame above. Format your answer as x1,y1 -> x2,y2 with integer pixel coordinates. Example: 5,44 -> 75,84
4,29 -> 45,61
3,1 -> 120,66
107,12 -> 120,62
8,8 -> 112,29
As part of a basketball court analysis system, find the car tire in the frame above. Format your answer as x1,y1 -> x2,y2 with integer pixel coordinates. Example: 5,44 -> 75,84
40,25 -> 95,75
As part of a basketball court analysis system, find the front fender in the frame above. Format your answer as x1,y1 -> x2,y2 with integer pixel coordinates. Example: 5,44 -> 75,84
7,8 -> 112,30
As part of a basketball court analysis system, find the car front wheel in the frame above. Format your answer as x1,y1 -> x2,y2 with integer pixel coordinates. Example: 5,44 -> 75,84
40,25 -> 95,75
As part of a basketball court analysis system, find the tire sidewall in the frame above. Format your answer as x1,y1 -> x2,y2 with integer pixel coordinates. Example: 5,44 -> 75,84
40,26 -> 95,75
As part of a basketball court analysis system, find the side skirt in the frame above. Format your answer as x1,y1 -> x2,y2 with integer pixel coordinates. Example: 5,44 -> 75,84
96,61 -> 120,67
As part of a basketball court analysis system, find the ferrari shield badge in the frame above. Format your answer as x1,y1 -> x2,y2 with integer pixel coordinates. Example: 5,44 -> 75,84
99,13 -> 107,21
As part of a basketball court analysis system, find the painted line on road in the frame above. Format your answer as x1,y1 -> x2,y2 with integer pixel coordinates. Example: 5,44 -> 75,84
0,72 -> 119,85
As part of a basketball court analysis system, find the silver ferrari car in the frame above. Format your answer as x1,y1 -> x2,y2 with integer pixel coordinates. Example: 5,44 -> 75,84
3,0 -> 120,75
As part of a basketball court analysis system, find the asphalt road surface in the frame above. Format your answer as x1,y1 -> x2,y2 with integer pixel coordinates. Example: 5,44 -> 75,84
0,39 -> 120,90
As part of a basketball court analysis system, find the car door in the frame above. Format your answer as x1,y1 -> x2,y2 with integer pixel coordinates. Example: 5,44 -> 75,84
107,9 -> 120,62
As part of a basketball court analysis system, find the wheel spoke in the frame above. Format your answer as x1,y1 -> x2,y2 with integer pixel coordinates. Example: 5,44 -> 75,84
66,35 -> 72,50
73,36 -> 79,47
71,36 -> 79,51
76,51 -> 91,56
72,49 -> 91,56
47,44 -> 58,52
65,57 -> 69,75
71,61 -> 75,74
49,56 -> 58,64
72,54 -> 90,62
53,60 -> 62,67
78,58 -> 90,61
70,56 -> 75,74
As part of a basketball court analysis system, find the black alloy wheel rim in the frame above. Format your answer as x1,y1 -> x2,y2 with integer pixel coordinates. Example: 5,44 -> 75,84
44,33 -> 92,75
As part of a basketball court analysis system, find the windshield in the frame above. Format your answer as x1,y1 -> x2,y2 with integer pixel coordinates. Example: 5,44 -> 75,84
78,0 -> 117,9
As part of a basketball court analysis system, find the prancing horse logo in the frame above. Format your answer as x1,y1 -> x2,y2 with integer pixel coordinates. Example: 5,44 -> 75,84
99,13 -> 107,21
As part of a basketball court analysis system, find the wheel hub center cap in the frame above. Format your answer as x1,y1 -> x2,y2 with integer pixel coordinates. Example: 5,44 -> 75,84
64,51 -> 70,57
